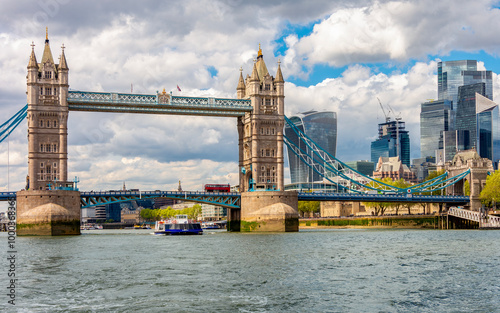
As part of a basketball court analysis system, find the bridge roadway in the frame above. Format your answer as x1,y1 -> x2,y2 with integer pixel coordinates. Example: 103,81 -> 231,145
1,191 -> 470,208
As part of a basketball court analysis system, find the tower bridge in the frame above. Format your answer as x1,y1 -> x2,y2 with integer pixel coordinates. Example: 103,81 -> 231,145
0,33 -> 487,235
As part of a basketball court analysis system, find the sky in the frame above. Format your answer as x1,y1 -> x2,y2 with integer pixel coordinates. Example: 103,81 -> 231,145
2,0 -> 500,193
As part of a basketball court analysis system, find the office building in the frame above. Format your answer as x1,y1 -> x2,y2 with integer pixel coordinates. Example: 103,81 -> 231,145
285,110 -> 337,184
438,60 -> 493,105
344,160 -> 375,176
420,99 -> 454,159
373,156 -> 417,183
476,94 -> 500,168
370,120 -> 410,169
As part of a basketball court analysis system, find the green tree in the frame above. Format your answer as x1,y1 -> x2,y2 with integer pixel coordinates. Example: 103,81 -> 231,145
298,201 -> 320,217
422,169 -> 446,196
480,170 -> 500,208
463,180 -> 470,196
140,208 -> 153,221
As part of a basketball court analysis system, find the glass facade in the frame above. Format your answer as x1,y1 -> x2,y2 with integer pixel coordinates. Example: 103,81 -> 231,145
456,83 -> 486,150
476,95 -> 500,169
344,160 -> 375,176
370,121 -> 410,169
420,100 -> 453,158
285,111 -> 337,183
437,60 -> 492,105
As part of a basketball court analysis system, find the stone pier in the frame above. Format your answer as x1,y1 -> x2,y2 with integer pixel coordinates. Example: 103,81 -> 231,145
239,191 -> 299,232
17,190 -> 81,236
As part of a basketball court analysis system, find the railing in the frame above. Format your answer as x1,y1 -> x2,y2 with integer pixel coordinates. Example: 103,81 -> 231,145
448,207 -> 500,228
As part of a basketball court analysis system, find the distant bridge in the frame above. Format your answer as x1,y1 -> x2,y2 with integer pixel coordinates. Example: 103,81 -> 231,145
1,190 -> 470,208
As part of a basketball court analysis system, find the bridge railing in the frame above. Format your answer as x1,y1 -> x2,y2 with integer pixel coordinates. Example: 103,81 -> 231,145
448,207 -> 500,228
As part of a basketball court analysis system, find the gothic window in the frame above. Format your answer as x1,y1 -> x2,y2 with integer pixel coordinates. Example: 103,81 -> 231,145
40,87 -> 43,95
53,144 -> 57,152
40,162 -> 44,168
46,144 -> 51,153
264,84 -> 271,91
40,120 -> 43,127
40,144 -> 43,152
266,128 -> 270,135
266,149 -> 270,157
53,120 -> 57,127
45,88 -> 52,95
260,128 -> 264,135
272,149 -> 275,157
272,128 -> 275,135
265,99 -> 271,106
44,71 -> 52,79
47,121 -> 50,127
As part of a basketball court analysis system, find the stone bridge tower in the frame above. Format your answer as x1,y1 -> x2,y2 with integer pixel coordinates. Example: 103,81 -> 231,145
237,45 -> 284,192
17,30 -> 80,236
232,46 -> 298,232
26,29 -> 70,190
445,149 -> 493,211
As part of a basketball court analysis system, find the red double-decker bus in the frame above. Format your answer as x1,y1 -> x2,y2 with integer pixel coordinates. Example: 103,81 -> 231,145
204,184 -> 230,193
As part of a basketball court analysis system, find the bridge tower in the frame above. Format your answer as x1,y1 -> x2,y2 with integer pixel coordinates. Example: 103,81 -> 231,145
17,30 -> 80,235
233,46 -> 298,232
445,149 -> 493,211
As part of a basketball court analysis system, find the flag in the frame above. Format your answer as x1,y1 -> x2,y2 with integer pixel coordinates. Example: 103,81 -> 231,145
177,85 -> 181,92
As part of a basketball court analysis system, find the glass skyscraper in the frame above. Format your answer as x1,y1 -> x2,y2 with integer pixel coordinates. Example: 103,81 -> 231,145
285,111 -> 337,183
456,83 -> 486,149
420,99 -> 454,159
371,120 -> 410,169
438,60 -> 493,105
476,93 -> 500,168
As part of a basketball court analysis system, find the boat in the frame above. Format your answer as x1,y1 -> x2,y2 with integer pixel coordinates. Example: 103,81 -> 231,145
154,214 -> 203,235
202,221 -> 221,229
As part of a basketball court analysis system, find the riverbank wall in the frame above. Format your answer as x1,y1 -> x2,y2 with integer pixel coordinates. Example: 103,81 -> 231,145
300,214 -> 450,229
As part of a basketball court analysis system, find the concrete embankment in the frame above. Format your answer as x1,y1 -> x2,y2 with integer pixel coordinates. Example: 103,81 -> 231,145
300,214 -> 448,229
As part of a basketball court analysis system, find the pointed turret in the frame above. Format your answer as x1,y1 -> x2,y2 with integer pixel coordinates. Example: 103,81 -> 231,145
40,27 -> 56,72
275,59 -> 284,83
250,61 -> 259,82
255,44 -> 269,83
28,42 -> 38,69
237,67 -> 246,99
58,44 -> 68,71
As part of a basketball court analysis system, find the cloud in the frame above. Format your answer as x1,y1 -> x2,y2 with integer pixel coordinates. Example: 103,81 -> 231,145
283,0 -> 500,74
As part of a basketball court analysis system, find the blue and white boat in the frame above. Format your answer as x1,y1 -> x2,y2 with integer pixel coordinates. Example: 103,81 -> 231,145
154,214 -> 203,235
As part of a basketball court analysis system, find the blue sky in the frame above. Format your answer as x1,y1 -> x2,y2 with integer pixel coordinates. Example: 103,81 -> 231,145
2,0 -> 500,194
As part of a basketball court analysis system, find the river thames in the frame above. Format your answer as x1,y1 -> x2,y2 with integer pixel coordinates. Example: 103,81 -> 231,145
2,228 -> 500,312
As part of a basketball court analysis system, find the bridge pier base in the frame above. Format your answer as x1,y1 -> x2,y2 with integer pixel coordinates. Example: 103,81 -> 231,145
16,190 -> 81,236
239,191 -> 299,232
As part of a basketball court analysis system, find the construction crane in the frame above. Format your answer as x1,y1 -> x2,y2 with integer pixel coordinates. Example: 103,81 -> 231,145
377,97 -> 391,123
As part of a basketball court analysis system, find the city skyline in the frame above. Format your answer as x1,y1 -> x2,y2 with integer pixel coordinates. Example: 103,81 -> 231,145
2,0 -> 500,193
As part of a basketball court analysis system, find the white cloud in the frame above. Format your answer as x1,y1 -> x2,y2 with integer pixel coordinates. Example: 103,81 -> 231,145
283,0 -> 500,75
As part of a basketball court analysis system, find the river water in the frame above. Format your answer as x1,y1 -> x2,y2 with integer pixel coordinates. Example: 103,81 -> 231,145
1,228 -> 500,312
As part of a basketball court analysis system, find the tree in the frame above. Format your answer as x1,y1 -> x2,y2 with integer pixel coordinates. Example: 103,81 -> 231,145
463,180 -> 470,196
298,201 -> 320,217
480,170 -> 500,208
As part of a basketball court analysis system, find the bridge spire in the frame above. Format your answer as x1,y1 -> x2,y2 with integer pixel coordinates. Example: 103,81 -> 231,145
28,42 -> 38,69
58,44 -> 68,71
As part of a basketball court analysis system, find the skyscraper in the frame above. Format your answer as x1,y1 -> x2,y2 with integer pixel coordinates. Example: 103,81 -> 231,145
285,111 -> 337,184
456,83 -> 486,149
371,120 -> 410,169
420,99 -> 454,159
438,60 -> 493,105
476,93 -> 500,168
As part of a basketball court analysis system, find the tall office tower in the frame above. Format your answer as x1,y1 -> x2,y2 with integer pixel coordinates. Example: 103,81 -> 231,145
420,99 -> 454,159
438,60 -> 493,105
454,83 -> 500,168
441,129 -> 470,163
370,120 -> 410,169
476,94 -> 500,168
456,83 -> 486,149
284,110 -> 337,183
